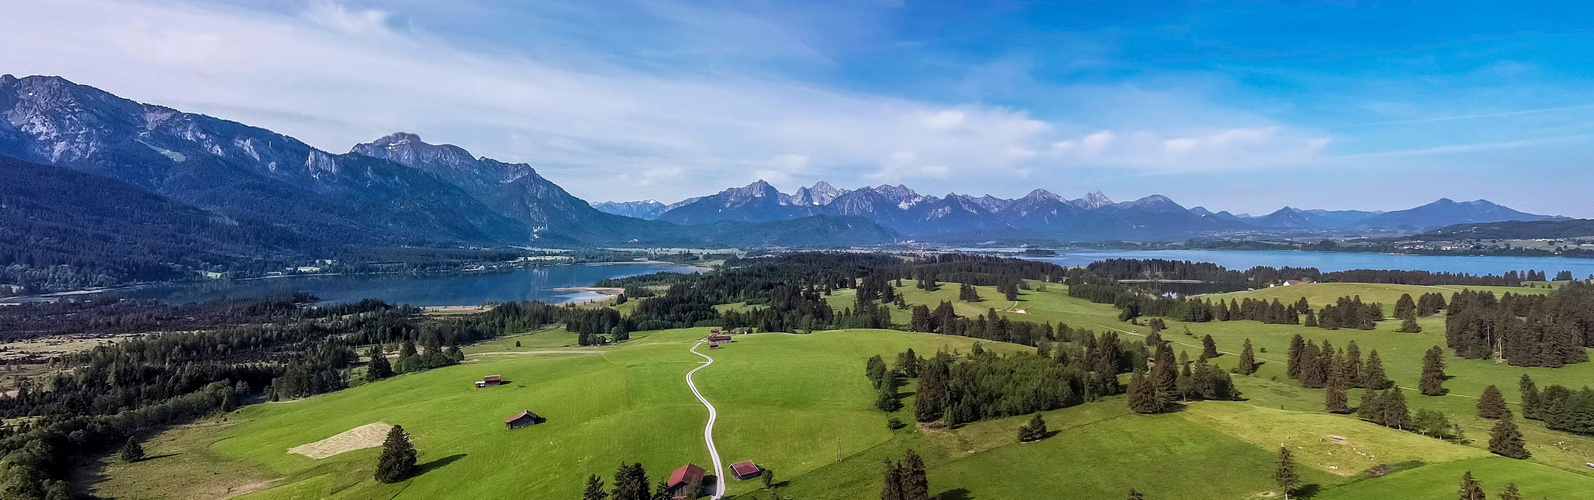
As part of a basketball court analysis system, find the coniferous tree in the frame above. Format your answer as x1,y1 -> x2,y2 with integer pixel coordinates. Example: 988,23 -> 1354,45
1237,339 -> 1257,375
1395,293 -> 1416,319
1154,345 -> 1178,402
1344,341 -> 1363,388
1363,350 -> 1390,390
1478,385 -> 1509,419
900,449 -> 929,500
1325,362 -> 1351,414
585,475 -> 609,500
1275,447 -> 1299,499
1128,370 -> 1162,414
1498,483 -> 1522,500
1458,471 -> 1486,500
1420,346 -> 1448,396
375,425 -> 417,484
1382,387 -> 1411,430
880,458 -> 904,500
1201,334 -> 1219,359
1303,309 -> 1318,328
1358,389 -> 1383,423
1519,375 -> 1540,420
119,437 -> 144,462
1127,489 -> 1145,500
1018,413 -> 1049,442
1286,334 -> 1306,379
1489,415 -> 1530,459
876,372 -> 903,412
365,345 -> 393,382
762,468 -> 775,490
1397,312 -> 1422,333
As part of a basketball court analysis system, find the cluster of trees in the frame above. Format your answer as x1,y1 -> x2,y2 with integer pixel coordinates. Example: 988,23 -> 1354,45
879,450 -> 930,500
1286,336 -> 1390,392
956,282 -> 982,302
906,342 -> 1106,426
1127,339 -> 1241,414
583,461 -> 698,500
906,303 -> 1055,346
1445,286 -> 1593,367
1312,296 -> 1385,330
1519,375 -> 1594,436
1458,471 -> 1526,500
0,292 -> 327,342
1016,413 -> 1049,442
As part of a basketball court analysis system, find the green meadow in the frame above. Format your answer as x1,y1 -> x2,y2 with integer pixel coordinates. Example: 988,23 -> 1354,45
95,280 -> 1594,499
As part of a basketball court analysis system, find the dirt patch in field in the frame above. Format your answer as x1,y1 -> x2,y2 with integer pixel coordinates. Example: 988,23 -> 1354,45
288,422 -> 393,459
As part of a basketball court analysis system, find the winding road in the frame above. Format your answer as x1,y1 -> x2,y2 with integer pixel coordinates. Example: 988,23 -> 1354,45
686,342 -> 727,499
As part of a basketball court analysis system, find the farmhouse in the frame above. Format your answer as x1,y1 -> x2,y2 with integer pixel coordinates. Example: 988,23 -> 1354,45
475,375 -> 503,388
504,410 -> 541,430
666,463 -> 706,499
729,460 -> 762,480
707,330 -> 732,343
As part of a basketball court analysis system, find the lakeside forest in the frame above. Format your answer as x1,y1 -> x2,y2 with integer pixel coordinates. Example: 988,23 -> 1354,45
3,253 -> 1594,499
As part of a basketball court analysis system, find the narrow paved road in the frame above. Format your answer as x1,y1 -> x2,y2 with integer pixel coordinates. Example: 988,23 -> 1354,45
686,342 -> 727,499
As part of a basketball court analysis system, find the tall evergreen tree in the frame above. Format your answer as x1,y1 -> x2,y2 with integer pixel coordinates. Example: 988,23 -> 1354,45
1489,415 -> 1530,459
365,345 -> 393,382
1420,346 -> 1448,396
1344,341 -> 1363,388
914,364 -> 948,423
1497,483 -> 1522,500
1018,413 -> 1049,442
118,437 -> 144,463
1395,293 -> 1417,319
900,449 -> 929,500
375,425 -> 417,484
1286,334 -> 1306,379
1128,370 -> 1163,414
1519,374 -> 1540,420
1363,350 -> 1390,390
1458,471 -> 1486,500
584,475 -> 609,500
1477,385 -> 1509,419
880,459 -> 904,500
1397,312 -> 1422,333
1358,389 -> 1383,423
1382,387 -> 1411,430
1201,334 -> 1219,359
1275,447 -> 1299,499
1325,361 -> 1351,414
1237,339 -> 1257,375
612,462 -> 651,500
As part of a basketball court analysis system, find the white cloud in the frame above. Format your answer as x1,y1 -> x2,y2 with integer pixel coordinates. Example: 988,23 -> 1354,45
0,0 -> 1332,201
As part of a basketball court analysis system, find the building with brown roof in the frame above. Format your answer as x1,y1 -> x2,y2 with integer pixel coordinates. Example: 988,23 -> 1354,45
729,460 -> 761,480
666,463 -> 706,499
505,410 -> 541,430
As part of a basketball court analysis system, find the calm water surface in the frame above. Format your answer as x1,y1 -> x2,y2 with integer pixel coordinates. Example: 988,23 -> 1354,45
101,262 -> 699,306
989,249 -> 1594,277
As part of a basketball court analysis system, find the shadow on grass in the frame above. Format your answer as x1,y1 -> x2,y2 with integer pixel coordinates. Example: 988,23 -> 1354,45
417,454 -> 466,476
1290,483 -> 1323,499
937,488 -> 974,500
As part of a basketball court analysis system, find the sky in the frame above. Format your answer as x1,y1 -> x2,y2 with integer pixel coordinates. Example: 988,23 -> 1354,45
3,0 -> 1593,216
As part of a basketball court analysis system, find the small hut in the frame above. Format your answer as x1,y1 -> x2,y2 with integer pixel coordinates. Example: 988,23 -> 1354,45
729,460 -> 762,480
666,463 -> 706,499
709,341 -> 721,349
476,375 -> 503,388
505,410 -> 541,430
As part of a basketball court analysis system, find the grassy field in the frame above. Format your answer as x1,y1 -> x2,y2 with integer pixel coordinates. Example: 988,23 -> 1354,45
96,279 -> 1594,499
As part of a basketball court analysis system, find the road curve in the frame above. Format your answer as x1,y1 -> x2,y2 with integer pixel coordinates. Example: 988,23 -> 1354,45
686,342 -> 727,499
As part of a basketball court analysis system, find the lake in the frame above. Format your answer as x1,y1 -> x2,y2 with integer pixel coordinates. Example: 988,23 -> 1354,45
989,249 -> 1594,278
87,262 -> 700,307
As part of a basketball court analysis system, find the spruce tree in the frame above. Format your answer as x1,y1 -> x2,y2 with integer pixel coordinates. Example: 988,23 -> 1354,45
1237,339 -> 1256,375
1498,483 -> 1522,500
1397,313 -> 1422,333
1381,387 -> 1411,430
1344,341 -> 1362,388
880,459 -> 904,500
1286,334 -> 1306,379
1303,309 -> 1318,328
1458,471 -> 1486,500
584,475 -> 609,500
900,449 -> 929,500
375,425 -> 417,484
1519,374 -> 1540,420
1477,385 -> 1509,419
1324,364 -> 1350,414
118,437 -> 144,463
1363,350 -> 1389,390
365,346 -> 393,382
1154,345 -> 1178,402
1274,447 -> 1299,499
1019,413 -> 1048,442
1201,334 -> 1219,359
1489,415 -> 1530,459
1420,346 -> 1447,396
1128,370 -> 1162,414
1358,389 -> 1383,424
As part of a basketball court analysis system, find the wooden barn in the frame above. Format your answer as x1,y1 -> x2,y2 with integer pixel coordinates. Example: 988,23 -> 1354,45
729,460 -> 762,480
709,341 -> 721,349
504,410 -> 541,430
475,375 -> 503,388
666,463 -> 706,499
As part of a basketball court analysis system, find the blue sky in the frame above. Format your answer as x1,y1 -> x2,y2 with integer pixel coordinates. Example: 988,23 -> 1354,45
4,0 -> 1592,215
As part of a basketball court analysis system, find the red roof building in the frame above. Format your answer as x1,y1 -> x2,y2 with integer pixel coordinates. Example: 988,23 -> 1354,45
708,333 -> 732,342
730,460 -> 761,479
666,463 -> 706,499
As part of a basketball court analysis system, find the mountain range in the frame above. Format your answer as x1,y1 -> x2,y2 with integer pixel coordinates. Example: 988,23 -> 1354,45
0,74 -> 1566,262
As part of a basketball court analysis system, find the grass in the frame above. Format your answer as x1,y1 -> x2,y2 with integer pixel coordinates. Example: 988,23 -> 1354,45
1201,282 -> 1548,316
96,279 -> 1594,499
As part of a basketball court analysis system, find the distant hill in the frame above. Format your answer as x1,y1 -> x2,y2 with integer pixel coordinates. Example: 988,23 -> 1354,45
1359,198 -> 1557,230
1417,219 -> 1594,240
592,200 -> 666,220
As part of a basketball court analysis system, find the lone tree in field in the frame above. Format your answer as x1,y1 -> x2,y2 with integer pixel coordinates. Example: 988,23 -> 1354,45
583,475 -> 608,500
1363,350 -> 1390,390
1275,447 -> 1299,499
1420,346 -> 1448,395
1236,339 -> 1257,375
1458,471 -> 1486,500
1477,385 -> 1510,419
1396,311 -> 1422,333
1201,335 -> 1219,359
1018,413 -> 1049,442
1498,482 -> 1522,500
1489,415 -> 1530,459
375,425 -> 417,483
119,437 -> 144,463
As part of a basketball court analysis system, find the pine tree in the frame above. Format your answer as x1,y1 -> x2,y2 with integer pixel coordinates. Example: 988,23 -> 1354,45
1303,309 -> 1318,328
1397,313 -> 1422,333
1275,447 -> 1299,498
375,425 -> 417,484
1128,370 -> 1162,414
1325,362 -> 1350,414
1420,346 -> 1447,396
1019,413 -> 1049,442
1477,385 -> 1509,419
613,463 -> 651,500
1201,334 -> 1219,359
880,459 -> 904,500
365,346 -> 393,382
584,475 -> 609,500
1286,334 -> 1306,379
118,437 -> 144,463
1519,374 -> 1540,420
1358,389 -> 1383,424
1489,415 -> 1530,459
900,449 -> 929,500
1154,345 -> 1178,402
762,468 -> 775,490
1382,387 -> 1411,430
1363,350 -> 1389,390
1498,483 -> 1522,500
1395,293 -> 1416,319
1237,339 -> 1256,375
1344,341 -> 1363,388
1458,471 -> 1486,500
